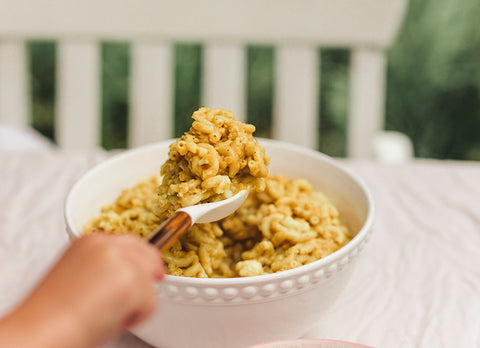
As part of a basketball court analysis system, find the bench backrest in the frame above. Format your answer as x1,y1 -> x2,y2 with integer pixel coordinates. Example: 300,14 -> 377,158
0,0 -> 407,157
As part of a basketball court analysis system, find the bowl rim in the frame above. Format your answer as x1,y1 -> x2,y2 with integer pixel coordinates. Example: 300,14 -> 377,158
65,138 -> 375,286
248,338 -> 374,348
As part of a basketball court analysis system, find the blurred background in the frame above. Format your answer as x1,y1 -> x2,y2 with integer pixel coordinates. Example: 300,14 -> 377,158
28,0 -> 480,160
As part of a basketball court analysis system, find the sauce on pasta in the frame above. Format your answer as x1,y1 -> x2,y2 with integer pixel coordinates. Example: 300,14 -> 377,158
84,107 -> 351,278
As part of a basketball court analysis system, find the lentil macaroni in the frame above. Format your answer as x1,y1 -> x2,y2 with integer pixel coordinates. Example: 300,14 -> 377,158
84,108 -> 351,277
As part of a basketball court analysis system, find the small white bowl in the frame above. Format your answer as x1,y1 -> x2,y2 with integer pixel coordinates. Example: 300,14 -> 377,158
249,338 -> 374,348
65,139 -> 374,348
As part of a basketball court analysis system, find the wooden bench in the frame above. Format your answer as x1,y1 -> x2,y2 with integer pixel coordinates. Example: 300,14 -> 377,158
0,0 -> 410,159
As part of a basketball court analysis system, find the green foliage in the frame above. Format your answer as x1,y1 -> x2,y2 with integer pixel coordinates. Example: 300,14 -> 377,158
28,41 -> 56,141
318,49 -> 349,157
247,46 -> 274,138
174,44 -> 202,137
101,42 -> 130,150
386,0 -> 480,160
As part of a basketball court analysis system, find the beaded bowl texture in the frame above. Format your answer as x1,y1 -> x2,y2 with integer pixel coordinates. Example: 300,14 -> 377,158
65,139 -> 374,348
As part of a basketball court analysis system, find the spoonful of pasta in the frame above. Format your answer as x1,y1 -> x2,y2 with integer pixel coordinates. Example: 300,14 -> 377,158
148,188 -> 250,251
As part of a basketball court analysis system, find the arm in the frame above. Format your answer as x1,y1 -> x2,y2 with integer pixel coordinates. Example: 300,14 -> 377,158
0,233 -> 164,348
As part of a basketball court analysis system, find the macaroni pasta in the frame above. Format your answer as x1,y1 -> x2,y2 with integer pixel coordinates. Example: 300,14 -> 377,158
155,107 -> 269,221
84,108 -> 351,278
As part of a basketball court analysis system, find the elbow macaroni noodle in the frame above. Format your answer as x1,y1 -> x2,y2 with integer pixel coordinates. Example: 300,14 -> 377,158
84,107 -> 351,278
155,107 -> 269,221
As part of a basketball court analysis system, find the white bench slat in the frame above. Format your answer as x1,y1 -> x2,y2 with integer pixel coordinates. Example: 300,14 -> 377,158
348,47 -> 386,158
130,42 -> 173,147
0,40 -> 29,127
0,0 -> 407,48
273,46 -> 318,149
56,41 -> 100,150
202,44 -> 246,122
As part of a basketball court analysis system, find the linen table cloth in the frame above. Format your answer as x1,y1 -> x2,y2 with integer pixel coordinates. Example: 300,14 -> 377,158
0,149 -> 479,348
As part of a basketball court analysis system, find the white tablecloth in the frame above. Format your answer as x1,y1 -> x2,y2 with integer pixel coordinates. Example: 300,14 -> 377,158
1,150 -> 479,348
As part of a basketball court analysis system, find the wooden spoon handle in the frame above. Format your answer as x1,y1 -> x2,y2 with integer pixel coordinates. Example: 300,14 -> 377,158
148,211 -> 192,251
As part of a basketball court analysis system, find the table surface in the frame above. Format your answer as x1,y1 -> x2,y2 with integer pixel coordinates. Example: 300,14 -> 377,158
0,149 -> 479,348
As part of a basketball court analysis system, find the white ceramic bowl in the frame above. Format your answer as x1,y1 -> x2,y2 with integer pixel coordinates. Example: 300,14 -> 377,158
65,139 -> 374,348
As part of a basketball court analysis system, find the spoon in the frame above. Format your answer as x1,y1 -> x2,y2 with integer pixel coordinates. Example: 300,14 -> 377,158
148,188 -> 250,251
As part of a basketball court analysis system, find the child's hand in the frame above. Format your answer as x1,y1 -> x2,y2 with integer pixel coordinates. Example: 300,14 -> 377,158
0,233 -> 164,348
